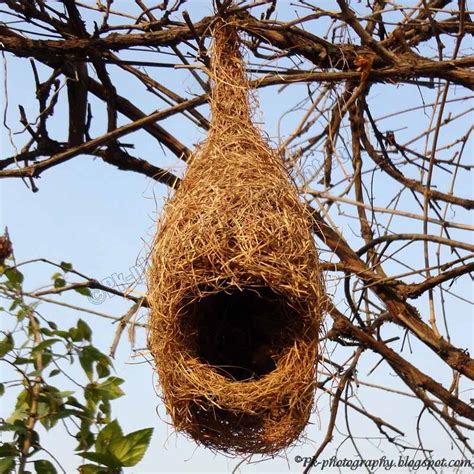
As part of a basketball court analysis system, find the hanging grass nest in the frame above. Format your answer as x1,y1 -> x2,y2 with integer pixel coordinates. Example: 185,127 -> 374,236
147,17 -> 325,454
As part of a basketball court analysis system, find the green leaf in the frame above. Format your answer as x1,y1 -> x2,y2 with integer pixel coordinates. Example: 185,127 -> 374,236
77,320 -> 92,342
79,347 -> 95,381
0,383 -> 4,396
1,420 -> 27,436
7,406 -> 29,424
8,299 -> 19,311
60,262 -> 73,273
74,287 -> 91,297
49,369 -> 60,377
7,390 -> 30,423
98,400 -> 111,421
85,377 -> 124,406
0,457 -> 15,473
78,452 -> 121,469
79,346 -> 110,382
34,460 -> 57,474
76,422 -> 95,452
108,428 -> 153,467
0,334 -> 14,358
66,396 -> 85,410
13,357 -> 34,365
95,420 -> 123,454
71,320 -> 92,342
37,385 -> 70,430
96,361 -> 110,379
32,339 -> 60,355
4,268 -> 24,286
95,377 -> 124,401
78,464 -> 111,474
40,349 -> 53,369
0,443 -> 16,458
53,278 -> 66,289
52,330 -> 70,340
56,390 -> 75,398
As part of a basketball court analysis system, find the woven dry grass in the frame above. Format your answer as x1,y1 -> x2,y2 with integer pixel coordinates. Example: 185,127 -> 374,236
147,17 -> 325,454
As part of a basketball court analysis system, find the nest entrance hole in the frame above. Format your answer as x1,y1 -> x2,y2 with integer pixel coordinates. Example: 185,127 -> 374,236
186,288 -> 299,381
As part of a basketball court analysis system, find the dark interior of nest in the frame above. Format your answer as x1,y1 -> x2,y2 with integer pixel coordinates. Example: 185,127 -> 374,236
182,287 -> 301,381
